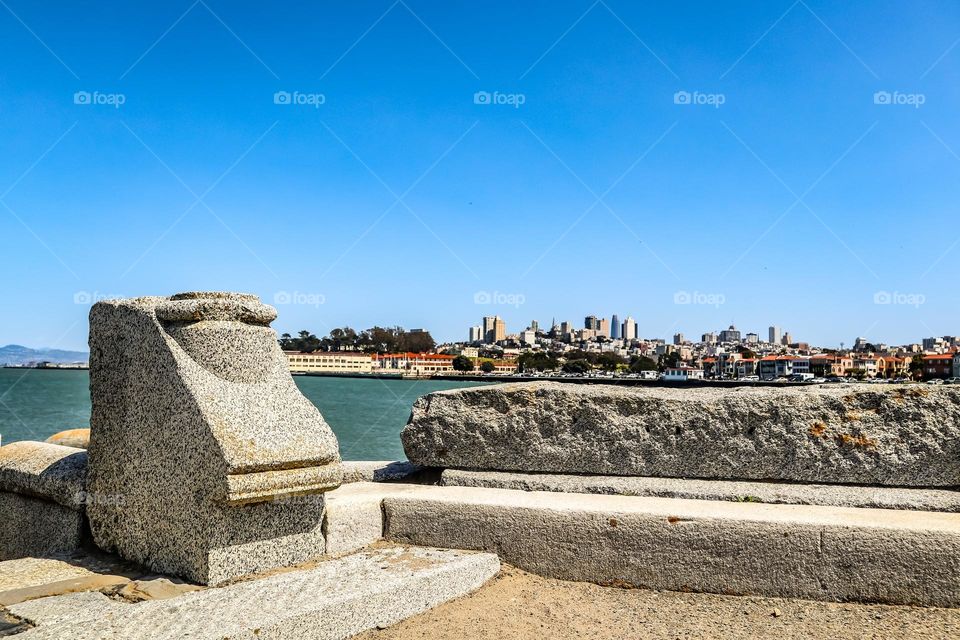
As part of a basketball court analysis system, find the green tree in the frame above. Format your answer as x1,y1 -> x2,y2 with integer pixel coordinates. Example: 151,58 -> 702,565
629,355 -> 657,373
518,351 -> 559,372
480,361 -> 495,373
909,354 -> 924,380
562,359 -> 591,375
452,355 -> 474,372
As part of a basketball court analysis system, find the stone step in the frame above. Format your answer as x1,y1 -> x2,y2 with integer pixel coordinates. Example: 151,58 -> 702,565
382,485 -> 960,607
441,468 -> 960,512
8,545 -> 499,639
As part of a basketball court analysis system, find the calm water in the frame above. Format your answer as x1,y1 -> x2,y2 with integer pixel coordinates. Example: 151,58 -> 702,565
0,369 -> 488,461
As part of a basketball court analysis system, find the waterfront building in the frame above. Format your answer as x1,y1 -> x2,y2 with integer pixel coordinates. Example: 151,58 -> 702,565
611,315 -> 620,340
374,353 -> 455,376
285,351 -> 373,374
922,352 -> 957,380
663,366 -> 705,382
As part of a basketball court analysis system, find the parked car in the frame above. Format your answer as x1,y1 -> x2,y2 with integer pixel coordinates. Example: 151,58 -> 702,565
741,375 -> 760,381
927,378 -> 945,385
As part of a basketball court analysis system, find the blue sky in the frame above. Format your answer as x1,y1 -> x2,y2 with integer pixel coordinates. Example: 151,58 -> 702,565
1,1 -> 958,351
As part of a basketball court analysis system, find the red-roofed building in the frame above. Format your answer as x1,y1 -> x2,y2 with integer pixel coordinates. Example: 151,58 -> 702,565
922,352 -> 959,380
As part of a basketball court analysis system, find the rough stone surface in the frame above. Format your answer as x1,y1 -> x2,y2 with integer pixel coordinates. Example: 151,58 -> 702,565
322,482 -> 427,556
0,558 -> 99,592
86,292 -> 342,585
7,591 -> 118,628
0,493 -> 84,560
116,577 -> 203,602
45,429 -> 90,450
0,574 -> 130,606
0,441 -> 86,508
341,461 -> 425,484
11,545 -> 500,639
402,381 -> 960,486
441,469 -> 960,512
383,485 -> 960,607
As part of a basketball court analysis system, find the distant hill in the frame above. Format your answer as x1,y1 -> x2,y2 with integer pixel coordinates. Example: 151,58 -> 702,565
0,344 -> 89,366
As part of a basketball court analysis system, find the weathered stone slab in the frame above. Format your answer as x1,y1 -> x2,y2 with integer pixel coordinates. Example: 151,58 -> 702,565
0,493 -> 84,560
322,482 -> 428,556
0,574 -> 130,606
11,545 -> 500,639
341,460 -> 425,484
383,485 -> 960,606
86,292 -> 342,585
402,382 -> 960,486
0,441 -> 86,508
0,558 -> 99,593
45,429 -> 90,449
441,469 -> 960,511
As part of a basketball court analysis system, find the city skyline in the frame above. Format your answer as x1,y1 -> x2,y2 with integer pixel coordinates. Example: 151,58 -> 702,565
2,2 -> 960,351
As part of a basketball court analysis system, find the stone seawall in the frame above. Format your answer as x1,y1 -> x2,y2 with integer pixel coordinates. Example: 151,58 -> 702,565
401,382 -> 960,486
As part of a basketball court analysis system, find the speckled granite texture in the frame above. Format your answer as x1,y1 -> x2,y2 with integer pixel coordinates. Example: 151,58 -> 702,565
86,292 -> 342,585
9,545 -> 500,639
402,382 -> 960,486
0,441 -> 87,508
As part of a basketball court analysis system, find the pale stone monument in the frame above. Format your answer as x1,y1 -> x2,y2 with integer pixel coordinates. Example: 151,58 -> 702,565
86,292 -> 342,585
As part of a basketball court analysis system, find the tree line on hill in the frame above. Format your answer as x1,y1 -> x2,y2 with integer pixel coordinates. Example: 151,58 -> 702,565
510,350 -> 660,374
278,327 -> 436,354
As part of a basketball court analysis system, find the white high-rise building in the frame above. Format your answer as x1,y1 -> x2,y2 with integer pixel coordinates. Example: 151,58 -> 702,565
469,326 -> 483,343
621,316 -> 638,341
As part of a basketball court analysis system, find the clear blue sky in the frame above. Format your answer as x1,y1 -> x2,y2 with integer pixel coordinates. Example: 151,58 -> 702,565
1,1 -> 958,351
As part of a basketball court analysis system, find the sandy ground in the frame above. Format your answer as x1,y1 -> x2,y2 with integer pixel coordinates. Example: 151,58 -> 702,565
357,565 -> 960,640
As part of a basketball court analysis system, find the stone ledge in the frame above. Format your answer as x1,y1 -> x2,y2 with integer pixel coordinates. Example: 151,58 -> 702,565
441,469 -> 960,512
0,442 -> 87,509
10,545 -> 500,639
383,485 -> 960,606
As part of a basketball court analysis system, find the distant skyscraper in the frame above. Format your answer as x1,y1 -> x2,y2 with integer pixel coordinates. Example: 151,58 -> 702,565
783,332 -> 792,346
482,316 -> 505,344
584,315 -> 600,331
530,320 -> 539,333
611,314 -> 620,340
621,316 -> 637,341
599,318 -> 610,338
719,325 -> 741,343
673,332 -> 684,345
469,326 -> 482,343
702,332 -> 717,344
746,333 -> 759,344
768,326 -> 781,345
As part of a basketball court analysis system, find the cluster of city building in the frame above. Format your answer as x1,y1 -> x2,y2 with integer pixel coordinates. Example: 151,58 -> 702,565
280,315 -> 960,381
